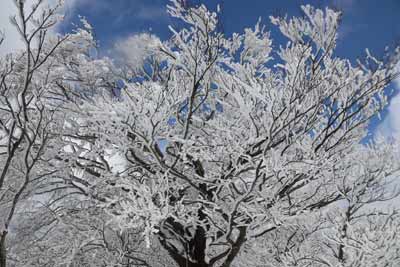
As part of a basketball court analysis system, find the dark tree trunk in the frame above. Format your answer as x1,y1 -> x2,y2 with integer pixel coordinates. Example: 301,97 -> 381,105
0,231 -> 7,267
159,223 -> 247,267
158,211 -> 210,267
220,227 -> 246,267
177,262 -> 209,267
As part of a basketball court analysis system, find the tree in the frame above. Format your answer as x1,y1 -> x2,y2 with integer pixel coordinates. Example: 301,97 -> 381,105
0,0 -> 72,266
1,1 -> 400,266
63,1 -> 400,267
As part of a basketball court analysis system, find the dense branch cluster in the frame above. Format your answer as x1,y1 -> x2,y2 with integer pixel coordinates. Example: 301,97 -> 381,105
0,1 -> 399,266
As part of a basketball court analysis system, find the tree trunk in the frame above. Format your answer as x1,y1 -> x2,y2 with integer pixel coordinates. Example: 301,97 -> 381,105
158,219 -> 210,267
177,261 -> 209,267
0,231 -> 7,267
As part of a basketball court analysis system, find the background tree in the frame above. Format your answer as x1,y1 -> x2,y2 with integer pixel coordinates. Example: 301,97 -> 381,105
1,5 -> 168,266
0,0 -> 70,266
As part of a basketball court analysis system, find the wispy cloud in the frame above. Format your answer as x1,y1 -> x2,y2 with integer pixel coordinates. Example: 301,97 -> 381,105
136,5 -> 168,21
75,0 -> 168,22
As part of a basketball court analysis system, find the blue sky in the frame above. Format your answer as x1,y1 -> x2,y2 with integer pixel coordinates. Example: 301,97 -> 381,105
59,0 -> 400,60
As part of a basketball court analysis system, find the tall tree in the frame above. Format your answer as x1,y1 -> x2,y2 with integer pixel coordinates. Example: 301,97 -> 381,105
65,1 -> 400,266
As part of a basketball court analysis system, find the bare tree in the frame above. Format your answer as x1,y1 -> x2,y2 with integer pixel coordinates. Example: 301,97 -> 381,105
0,1 -> 68,266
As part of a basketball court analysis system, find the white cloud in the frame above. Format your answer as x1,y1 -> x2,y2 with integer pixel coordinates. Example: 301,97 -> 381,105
113,33 -> 161,71
384,94 -> 400,133
0,0 -> 79,55
378,62 -> 400,139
